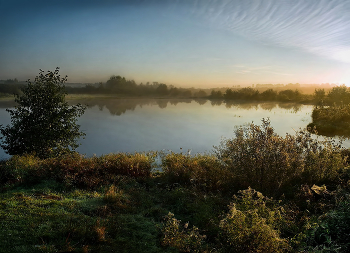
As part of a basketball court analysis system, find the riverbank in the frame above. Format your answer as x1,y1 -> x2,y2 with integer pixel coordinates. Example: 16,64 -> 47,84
2,121 -> 350,252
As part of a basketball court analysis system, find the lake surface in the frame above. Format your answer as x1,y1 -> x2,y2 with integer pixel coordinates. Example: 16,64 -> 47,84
0,98 -> 341,159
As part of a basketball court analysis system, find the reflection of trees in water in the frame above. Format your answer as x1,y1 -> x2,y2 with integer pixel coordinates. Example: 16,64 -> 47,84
65,98 -> 305,116
81,99 -> 152,116
156,99 -> 168,109
211,99 -> 223,106
76,98 -> 196,116
225,101 -> 259,110
169,99 -> 191,106
278,103 -> 302,113
194,99 -> 207,105
213,100 -> 302,112
259,103 -> 277,111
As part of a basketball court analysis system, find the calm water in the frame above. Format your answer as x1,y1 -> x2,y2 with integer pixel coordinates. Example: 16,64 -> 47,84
0,98 -> 335,159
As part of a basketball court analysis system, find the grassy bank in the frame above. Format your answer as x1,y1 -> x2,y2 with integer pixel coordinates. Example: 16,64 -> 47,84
2,120 -> 350,252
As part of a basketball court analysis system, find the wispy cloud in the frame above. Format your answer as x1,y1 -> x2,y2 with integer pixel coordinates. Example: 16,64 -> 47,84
186,0 -> 350,63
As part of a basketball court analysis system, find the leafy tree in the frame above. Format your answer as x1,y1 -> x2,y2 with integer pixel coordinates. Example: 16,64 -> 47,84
0,68 -> 85,158
314,88 -> 326,105
156,83 -> 168,96
327,85 -> 349,105
210,90 -> 223,99
261,89 -> 278,101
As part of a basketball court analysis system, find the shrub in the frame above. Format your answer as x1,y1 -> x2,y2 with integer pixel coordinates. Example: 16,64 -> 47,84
161,212 -> 206,252
219,188 -> 290,253
44,152 -> 154,189
215,119 -> 345,196
161,152 -> 233,193
0,154 -> 44,187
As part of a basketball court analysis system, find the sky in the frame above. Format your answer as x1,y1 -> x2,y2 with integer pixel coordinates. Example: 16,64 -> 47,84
1,0 -> 350,88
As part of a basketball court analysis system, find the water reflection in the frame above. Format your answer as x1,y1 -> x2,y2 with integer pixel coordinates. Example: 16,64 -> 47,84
70,98 -> 199,116
68,98 -> 304,117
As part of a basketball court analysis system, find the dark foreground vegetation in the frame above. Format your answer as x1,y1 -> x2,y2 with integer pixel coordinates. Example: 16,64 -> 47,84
2,120 -> 350,252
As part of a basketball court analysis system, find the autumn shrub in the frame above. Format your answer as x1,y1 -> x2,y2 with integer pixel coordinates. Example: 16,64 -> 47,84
42,152 -> 154,189
99,152 -> 154,178
218,188 -> 290,253
103,184 -> 132,213
161,212 -> 206,252
215,118 -> 345,196
42,153 -> 103,188
161,152 -> 233,193
0,154 -> 44,187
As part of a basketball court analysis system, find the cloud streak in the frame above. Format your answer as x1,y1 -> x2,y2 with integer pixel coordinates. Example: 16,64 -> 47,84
185,0 -> 350,63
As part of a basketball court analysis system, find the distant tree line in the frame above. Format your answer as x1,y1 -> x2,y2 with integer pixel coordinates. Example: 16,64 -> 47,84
64,75 -> 196,98
210,87 -> 306,102
1,75 -> 349,104
313,85 -> 350,106
208,85 -> 350,104
0,83 -> 25,97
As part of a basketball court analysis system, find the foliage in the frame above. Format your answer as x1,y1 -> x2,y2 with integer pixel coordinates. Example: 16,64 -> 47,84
215,118 -> 345,196
161,212 -> 206,252
327,85 -> 350,105
1,152 -> 155,190
219,188 -> 290,253
305,199 -> 350,252
308,105 -> 350,137
161,152 -> 233,193
43,152 -> 155,189
278,89 -> 301,102
0,154 -> 44,188
221,87 -> 305,102
314,88 -> 326,104
0,68 -> 85,158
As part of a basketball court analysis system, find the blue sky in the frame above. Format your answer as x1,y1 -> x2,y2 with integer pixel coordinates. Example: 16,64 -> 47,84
1,0 -> 350,87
